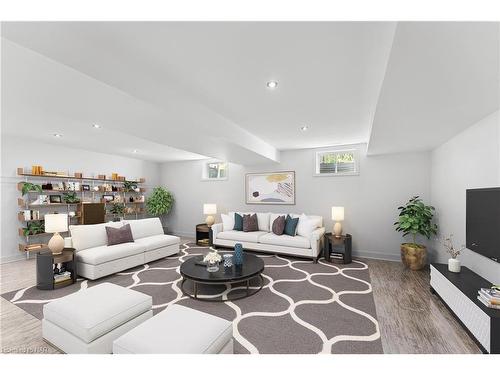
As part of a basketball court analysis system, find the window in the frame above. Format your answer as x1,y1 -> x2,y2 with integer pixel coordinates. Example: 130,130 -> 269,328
202,161 -> 228,180
314,148 -> 359,176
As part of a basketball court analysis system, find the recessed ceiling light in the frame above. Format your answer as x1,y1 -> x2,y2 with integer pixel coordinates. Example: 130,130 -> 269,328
92,124 -> 101,129
132,149 -> 138,154
53,133 -> 63,138
266,81 -> 278,89
300,126 -> 309,131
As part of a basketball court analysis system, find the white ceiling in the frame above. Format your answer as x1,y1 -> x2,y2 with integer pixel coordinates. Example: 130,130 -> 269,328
1,22 -> 499,163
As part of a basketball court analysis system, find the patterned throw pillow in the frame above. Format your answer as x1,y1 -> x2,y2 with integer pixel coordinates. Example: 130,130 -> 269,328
272,215 -> 286,235
243,213 -> 259,232
233,213 -> 243,231
105,224 -> 134,246
284,214 -> 299,236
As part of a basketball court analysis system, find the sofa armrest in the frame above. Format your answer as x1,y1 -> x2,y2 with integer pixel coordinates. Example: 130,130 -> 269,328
310,227 -> 325,257
211,223 -> 223,239
311,227 -> 325,241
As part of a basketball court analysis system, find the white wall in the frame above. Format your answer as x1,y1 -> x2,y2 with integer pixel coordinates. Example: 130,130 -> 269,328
430,111 -> 500,284
1,136 -> 161,263
161,145 -> 431,261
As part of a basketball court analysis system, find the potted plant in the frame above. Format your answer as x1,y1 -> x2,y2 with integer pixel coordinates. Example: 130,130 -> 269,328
62,191 -> 81,204
145,187 -> 174,229
394,196 -> 438,270
441,234 -> 464,273
21,182 -> 42,196
110,202 -> 125,222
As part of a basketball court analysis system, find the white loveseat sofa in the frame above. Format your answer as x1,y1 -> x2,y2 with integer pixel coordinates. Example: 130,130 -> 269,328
211,212 -> 325,262
69,218 -> 180,280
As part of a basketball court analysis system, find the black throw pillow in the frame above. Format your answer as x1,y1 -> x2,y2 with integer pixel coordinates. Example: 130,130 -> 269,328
233,213 -> 243,231
272,215 -> 286,235
284,215 -> 299,236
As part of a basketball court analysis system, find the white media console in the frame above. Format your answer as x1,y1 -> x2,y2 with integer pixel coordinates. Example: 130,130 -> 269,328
430,263 -> 499,354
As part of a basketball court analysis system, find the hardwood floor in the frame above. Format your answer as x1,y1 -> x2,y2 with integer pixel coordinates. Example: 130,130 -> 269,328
0,245 -> 481,354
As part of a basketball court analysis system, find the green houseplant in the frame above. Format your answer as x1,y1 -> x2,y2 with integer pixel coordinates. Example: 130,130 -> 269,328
62,191 -> 81,204
21,182 -> 42,196
110,202 -> 125,221
394,196 -> 438,270
22,221 -> 45,236
146,186 -> 174,227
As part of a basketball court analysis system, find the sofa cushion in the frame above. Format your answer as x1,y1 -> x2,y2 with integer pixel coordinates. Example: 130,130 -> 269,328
233,213 -> 243,231
106,224 -> 134,246
272,215 -> 286,235
43,283 -> 152,344
259,233 -> 311,249
221,214 -> 234,232
124,218 -> 164,240
113,305 -> 232,354
135,234 -> 180,252
70,221 -> 123,252
243,214 -> 259,232
284,215 -> 299,236
76,242 -> 145,265
217,230 -> 268,243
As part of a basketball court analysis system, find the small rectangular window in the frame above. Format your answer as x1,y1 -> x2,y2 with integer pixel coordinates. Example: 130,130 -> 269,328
314,148 -> 359,176
202,161 -> 228,181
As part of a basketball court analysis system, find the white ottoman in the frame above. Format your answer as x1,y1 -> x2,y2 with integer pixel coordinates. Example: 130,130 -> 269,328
42,283 -> 152,354
113,305 -> 233,354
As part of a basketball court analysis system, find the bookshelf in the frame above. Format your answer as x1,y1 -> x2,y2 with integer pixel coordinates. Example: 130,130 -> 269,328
17,167 -> 147,258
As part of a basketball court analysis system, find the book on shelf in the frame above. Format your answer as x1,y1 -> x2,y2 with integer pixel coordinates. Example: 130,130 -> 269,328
477,287 -> 500,309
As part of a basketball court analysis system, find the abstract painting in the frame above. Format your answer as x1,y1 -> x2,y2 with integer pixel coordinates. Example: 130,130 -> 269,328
245,171 -> 295,205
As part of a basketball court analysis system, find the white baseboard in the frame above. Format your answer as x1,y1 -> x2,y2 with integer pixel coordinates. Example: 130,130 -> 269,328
1,253 -> 28,264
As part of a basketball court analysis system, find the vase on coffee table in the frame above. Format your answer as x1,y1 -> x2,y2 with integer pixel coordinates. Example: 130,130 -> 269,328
234,243 -> 244,266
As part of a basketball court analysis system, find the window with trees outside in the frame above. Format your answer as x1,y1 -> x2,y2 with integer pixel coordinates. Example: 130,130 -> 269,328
314,149 -> 359,176
202,161 -> 228,180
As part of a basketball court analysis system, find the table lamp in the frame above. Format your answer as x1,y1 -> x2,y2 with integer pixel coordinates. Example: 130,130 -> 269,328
45,213 -> 68,255
331,206 -> 344,237
203,204 -> 217,227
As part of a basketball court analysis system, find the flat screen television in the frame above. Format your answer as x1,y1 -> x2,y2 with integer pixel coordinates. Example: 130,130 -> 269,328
466,187 -> 500,263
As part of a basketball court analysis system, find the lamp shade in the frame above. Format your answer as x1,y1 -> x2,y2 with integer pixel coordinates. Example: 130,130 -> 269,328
203,203 -> 217,215
45,214 -> 68,233
331,207 -> 345,221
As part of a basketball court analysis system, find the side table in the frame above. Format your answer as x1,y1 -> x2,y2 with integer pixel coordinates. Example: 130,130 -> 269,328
195,223 -> 213,246
36,248 -> 77,290
323,233 -> 352,264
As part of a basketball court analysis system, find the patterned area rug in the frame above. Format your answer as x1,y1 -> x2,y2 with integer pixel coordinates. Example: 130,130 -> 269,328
2,243 -> 383,354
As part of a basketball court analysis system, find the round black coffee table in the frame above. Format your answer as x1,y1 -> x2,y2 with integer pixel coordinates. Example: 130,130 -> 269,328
180,253 -> 265,302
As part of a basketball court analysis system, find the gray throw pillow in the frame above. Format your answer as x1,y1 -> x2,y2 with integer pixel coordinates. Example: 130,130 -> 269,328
243,213 -> 259,232
272,215 -> 286,235
106,224 -> 134,246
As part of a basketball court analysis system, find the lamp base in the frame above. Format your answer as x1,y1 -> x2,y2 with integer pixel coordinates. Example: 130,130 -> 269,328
333,222 -> 343,237
48,232 -> 65,255
205,215 -> 215,227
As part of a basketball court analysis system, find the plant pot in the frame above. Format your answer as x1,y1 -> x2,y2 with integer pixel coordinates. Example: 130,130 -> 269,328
400,243 -> 427,270
448,258 -> 461,273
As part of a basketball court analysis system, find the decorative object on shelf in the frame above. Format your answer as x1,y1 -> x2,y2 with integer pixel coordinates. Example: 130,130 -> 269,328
31,165 -> 43,175
112,173 -> 119,180
146,186 -> 174,226
245,171 -> 295,205
45,214 -> 68,255
113,194 -> 123,203
62,191 -> 80,204
203,203 -> 217,227
123,180 -> 138,192
49,195 -> 62,204
74,172 -> 83,178
102,194 -> 114,202
21,182 -> 42,196
234,243 -> 244,266
441,234 -> 464,273
98,174 -> 106,179
32,194 -> 49,205
92,185 -> 99,192
331,206 -> 345,237
203,250 -> 221,273
129,196 -> 134,203
110,202 -> 125,222
223,254 -> 233,268
22,220 -> 45,236
394,196 -> 438,271
134,195 -> 145,203
41,183 -> 53,190
54,182 -> 65,191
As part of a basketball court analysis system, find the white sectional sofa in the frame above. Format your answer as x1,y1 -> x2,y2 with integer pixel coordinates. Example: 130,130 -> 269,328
69,218 -> 180,280
212,212 -> 325,262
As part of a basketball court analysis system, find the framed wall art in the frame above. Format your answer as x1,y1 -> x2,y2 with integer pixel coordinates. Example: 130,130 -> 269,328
245,171 -> 295,205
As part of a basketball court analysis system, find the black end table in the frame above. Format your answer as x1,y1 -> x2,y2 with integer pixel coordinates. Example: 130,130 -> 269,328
324,233 -> 352,264
180,252 -> 264,301
196,223 -> 213,246
36,248 -> 77,290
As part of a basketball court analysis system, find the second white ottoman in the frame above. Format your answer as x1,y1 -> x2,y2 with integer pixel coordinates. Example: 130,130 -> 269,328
113,304 -> 233,354
42,283 -> 152,354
